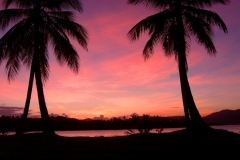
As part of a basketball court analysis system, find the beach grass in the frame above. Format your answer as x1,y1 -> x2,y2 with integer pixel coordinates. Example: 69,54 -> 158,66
0,129 -> 239,159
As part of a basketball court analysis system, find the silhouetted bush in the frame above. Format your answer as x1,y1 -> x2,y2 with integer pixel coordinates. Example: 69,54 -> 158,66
126,113 -> 154,134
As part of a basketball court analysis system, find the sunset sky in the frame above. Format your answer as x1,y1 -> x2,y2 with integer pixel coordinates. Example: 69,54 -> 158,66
0,0 -> 239,119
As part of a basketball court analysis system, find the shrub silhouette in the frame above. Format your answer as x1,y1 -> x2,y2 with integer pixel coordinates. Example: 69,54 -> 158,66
126,113 -> 153,135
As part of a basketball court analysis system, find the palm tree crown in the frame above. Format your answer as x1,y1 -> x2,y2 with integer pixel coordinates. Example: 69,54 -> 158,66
128,0 -> 228,61
0,0 -> 88,81
128,0 -> 228,129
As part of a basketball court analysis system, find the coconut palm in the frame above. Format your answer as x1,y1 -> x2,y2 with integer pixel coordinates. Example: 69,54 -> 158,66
127,0 -> 228,129
0,0 -> 88,135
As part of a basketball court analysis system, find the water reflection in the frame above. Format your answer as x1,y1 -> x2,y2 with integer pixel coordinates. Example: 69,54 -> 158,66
55,125 -> 240,137
3,125 -> 240,137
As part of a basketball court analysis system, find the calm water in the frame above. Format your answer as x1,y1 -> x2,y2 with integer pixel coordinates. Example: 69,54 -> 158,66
4,125 -> 240,137
55,125 -> 240,137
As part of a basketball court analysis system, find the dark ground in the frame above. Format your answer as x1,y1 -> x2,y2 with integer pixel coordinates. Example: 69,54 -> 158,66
0,129 -> 239,159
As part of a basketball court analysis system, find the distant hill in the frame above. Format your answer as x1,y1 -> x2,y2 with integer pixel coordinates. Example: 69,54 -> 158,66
203,109 -> 240,125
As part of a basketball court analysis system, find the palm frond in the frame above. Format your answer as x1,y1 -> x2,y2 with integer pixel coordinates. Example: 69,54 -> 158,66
45,22 -> 79,74
3,0 -> 34,9
0,9 -> 30,30
43,0 -> 83,12
0,17 -> 33,55
21,44 -> 34,68
128,0 -> 170,9
128,10 -> 172,41
49,16 -> 88,50
184,0 -> 230,7
0,16 -> 35,79
46,11 -> 74,21
5,55 -> 21,81
39,52 -> 50,83
161,21 -> 177,56
185,13 -> 217,55
143,31 -> 161,60
184,6 -> 227,33
38,27 -> 50,82
128,10 -> 173,59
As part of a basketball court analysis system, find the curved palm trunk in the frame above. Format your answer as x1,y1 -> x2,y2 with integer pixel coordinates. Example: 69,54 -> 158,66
175,2 -> 190,128
34,4 -> 54,135
16,57 -> 35,135
178,54 -> 210,129
176,1 -> 209,130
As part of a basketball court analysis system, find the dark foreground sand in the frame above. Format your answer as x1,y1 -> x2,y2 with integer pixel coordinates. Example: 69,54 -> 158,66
0,129 -> 239,159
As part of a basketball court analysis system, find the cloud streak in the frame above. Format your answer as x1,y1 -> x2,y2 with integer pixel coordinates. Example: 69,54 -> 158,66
0,106 -> 27,116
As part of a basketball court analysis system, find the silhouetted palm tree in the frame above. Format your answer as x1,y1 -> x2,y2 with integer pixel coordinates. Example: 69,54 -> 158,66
128,0 -> 228,130
0,0 -> 88,135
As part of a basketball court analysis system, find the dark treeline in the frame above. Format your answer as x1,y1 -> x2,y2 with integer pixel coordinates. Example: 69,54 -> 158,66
0,115 -> 187,133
